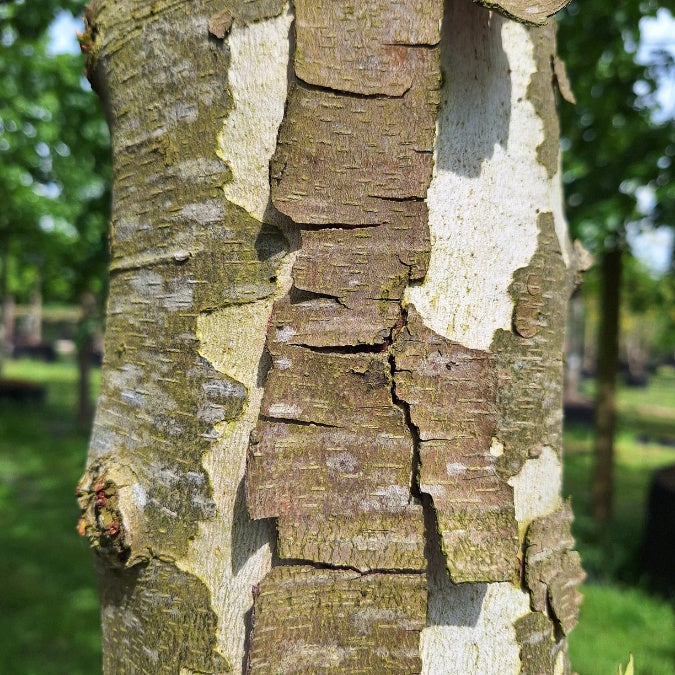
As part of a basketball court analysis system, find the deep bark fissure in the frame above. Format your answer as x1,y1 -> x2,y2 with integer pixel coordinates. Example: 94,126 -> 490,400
293,74 -> 412,100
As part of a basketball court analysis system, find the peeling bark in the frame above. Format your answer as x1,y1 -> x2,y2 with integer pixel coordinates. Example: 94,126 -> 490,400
85,0 -> 583,670
524,501 -> 586,635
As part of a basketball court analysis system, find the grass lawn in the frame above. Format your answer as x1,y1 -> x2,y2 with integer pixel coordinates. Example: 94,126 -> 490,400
565,367 -> 675,675
0,359 -> 101,674
0,359 -> 673,673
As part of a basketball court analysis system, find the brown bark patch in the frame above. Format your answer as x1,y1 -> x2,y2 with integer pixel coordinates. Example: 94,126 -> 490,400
270,64 -> 440,226
247,347 -> 425,571
392,306 -> 519,582
294,0 -> 442,96
247,566 -> 426,672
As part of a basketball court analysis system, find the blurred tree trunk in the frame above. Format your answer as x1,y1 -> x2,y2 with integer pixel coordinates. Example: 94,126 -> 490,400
592,246 -> 622,522
564,290 -> 585,402
0,235 -> 13,375
76,0 -> 585,672
76,292 -> 97,428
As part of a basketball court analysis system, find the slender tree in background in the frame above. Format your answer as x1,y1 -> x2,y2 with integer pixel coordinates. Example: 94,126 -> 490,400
76,0 -> 589,671
557,0 -> 674,522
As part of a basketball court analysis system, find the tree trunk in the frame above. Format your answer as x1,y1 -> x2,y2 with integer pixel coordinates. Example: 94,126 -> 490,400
591,247 -> 622,522
564,290 -> 585,403
77,1 -> 584,672
0,235 -> 13,374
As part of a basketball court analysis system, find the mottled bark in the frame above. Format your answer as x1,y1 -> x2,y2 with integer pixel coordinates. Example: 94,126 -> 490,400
80,0 -> 584,672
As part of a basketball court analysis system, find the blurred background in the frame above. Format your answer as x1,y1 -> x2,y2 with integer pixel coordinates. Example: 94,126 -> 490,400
0,0 -> 673,673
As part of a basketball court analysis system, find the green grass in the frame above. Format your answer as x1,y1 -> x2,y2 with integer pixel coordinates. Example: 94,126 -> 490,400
0,359 -> 101,674
1,359 -> 673,673
565,367 -> 675,675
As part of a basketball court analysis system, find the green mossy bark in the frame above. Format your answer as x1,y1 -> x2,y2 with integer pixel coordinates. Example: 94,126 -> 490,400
98,559 -> 229,673
82,0 -> 287,671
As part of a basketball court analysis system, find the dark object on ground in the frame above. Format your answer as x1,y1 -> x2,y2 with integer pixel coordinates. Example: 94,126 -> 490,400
564,400 -> 594,426
13,342 -> 56,362
0,379 -> 46,403
642,464 -> 675,597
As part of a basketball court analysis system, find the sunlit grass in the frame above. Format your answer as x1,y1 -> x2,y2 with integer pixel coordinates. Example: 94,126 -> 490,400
565,367 -> 675,675
0,358 -> 100,674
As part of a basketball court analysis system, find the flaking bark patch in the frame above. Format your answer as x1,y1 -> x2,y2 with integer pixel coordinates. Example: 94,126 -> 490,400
294,0 -> 442,96
270,220 -> 429,348
98,559 -> 229,673
392,306 -> 519,582
270,73 -> 440,226
514,611 -> 567,675
246,1 -> 441,573
490,213 -> 570,480
247,348 -> 425,570
524,501 -> 585,635
247,566 -> 427,672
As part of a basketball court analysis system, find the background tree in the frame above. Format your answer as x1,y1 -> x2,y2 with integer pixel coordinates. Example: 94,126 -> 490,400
557,0 -> 674,522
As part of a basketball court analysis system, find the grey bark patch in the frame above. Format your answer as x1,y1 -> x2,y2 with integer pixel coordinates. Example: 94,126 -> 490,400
86,0 -> 287,562
247,566 -> 426,672
524,501 -> 585,635
99,559 -> 229,674
490,213 -> 571,479
392,306 -> 519,582
527,21 -> 562,179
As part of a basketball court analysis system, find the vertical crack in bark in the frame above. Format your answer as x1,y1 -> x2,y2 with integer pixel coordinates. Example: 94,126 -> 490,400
387,307 -> 447,570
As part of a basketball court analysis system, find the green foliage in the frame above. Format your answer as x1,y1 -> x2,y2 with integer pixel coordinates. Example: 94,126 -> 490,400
557,0 -> 674,252
0,0 -> 110,304
569,585 -> 673,675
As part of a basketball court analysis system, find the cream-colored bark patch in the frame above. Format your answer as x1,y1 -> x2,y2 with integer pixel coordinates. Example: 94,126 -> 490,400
406,7 -> 568,351
174,300 -> 276,667
508,445 -> 562,530
217,7 -> 293,222
421,578 -> 530,674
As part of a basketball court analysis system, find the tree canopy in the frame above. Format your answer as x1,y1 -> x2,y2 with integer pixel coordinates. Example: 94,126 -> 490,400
0,0 -> 110,305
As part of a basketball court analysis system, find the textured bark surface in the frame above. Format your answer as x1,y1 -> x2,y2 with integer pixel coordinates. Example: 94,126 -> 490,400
514,611 -> 567,675
524,501 -> 586,635
392,307 -> 519,582
83,0 -> 584,671
475,0 -> 571,25
248,566 -> 426,672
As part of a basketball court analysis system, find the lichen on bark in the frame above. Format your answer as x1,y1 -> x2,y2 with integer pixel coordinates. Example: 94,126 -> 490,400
98,559 -> 229,673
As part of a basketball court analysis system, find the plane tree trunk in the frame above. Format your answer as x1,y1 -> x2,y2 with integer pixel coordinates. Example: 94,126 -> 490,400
77,0 -> 586,672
